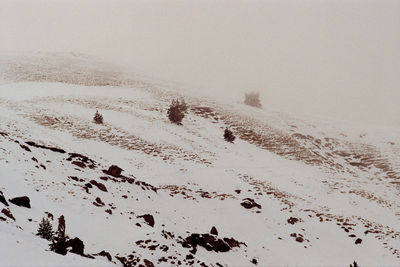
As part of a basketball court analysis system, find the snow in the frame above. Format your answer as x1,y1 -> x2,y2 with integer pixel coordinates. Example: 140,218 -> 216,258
0,53 -> 399,266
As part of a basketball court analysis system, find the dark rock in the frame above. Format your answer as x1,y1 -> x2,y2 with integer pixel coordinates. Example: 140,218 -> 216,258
9,196 -> 31,208
94,250 -> 112,261
104,165 -> 123,177
182,233 -> 245,254
105,209 -> 112,215
93,197 -> 105,207
251,258 -> 258,265
72,161 -> 86,168
144,259 -> 154,267
234,189 -> 241,194
135,180 -> 157,192
213,239 -> 230,252
210,226 -> 218,235
90,180 -> 107,192
66,153 -> 96,169
20,144 -> 31,152
295,237 -> 304,243
0,191 -> 9,206
138,214 -> 155,227
240,198 -> 261,209
66,237 -> 85,255
1,208 -> 15,221
223,237 -> 242,248
355,238 -> 362,245
160,245 -> 169,252
25,141 -> 66,153
287,217 -> 299,225
45,212 -> 54,220
148,245 -> 159,250
69,176 -> 83,182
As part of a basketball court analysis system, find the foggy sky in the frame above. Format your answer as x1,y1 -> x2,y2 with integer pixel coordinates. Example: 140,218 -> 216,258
1,0 -> 399,126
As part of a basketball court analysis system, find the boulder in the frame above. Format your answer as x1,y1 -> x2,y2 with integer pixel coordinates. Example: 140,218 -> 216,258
66,237 -> 85,255
181,233 -> 245,254
138,214 -> 155,227
72,161 -> 86,168
9,196 -> 31,208
210,226 -> 218,236
240,198 -> 261,209
287,217 -> 299,224
144,259 -> 155,267
1,208 -> 15,221
104,165 -> 123,177
90,180 -> 107,192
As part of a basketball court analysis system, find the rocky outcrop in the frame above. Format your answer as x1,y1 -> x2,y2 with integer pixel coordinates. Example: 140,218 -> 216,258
0,191 -> 8,206
90,180 -> 107,192
287,217 -> 299,224
9,196 -> 31,208
210,226 -> 218,236
25,141 -> 66,153
103,165 -> 123,177
66,237 -> 85,255
1,208 -> 15,221
181,233 -> 245,254
66,153 -> 96,169
143,259 -> 155,267
240,198 -> 261,209
93,250 -> 112,261
138,214 -> 155,227
93,197 -> 105,207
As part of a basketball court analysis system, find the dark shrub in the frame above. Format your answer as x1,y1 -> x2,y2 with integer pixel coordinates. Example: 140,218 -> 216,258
93,110 -> 104,124
167,98 -> 188,125
244,92 -> 262,108
37,217 -> 54,241
50,215 -> 68,255
224,128 -> 236,143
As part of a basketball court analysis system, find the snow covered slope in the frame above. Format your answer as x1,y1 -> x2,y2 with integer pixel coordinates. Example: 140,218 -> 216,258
0,53 -> 399,266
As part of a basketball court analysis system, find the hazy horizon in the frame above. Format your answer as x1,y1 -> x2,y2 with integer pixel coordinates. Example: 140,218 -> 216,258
1,0 -> 399,126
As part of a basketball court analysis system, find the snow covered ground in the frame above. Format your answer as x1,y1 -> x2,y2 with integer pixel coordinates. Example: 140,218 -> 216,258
0,53 -> 399,266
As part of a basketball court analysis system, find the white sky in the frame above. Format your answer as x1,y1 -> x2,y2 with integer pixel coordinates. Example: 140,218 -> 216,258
1,0 -> 399,126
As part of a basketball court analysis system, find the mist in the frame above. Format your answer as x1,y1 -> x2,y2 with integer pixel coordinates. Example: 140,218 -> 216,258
1,0 -> 399,126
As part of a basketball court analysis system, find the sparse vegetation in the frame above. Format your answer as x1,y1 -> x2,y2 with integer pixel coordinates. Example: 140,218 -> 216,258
167,98 -> 188,125
36,217 -> 54,241
93,110 -> 104,124
244,92 -> 262,108
224,128 -> 236,143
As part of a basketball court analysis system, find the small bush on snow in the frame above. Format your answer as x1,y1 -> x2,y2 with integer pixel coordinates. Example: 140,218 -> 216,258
224,128 -> 236,143
37,217 -> 54,241
93,110 -> 104,124
167,98 -> 188,125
